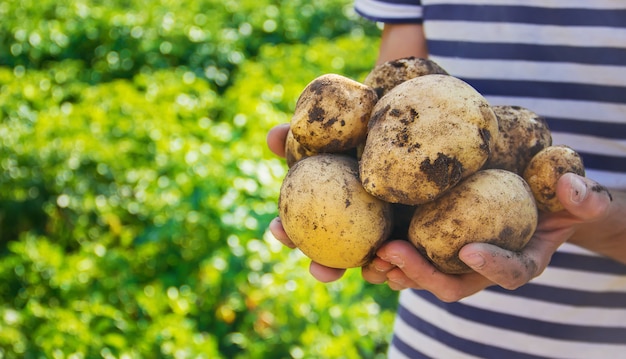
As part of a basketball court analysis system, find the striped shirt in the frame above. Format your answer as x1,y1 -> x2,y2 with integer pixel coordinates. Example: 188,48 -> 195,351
354,1 -> 626,358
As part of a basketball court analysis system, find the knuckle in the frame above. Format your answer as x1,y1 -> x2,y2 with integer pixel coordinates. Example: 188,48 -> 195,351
499,277 -> 526,290
499,264 -> 537,290
362,270 -> 387,284
437,288 -> 466,303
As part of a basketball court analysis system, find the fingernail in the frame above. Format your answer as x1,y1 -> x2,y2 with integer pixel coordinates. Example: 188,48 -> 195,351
463,253 -> 485,269
570,176 -> 588,203
388,256 -> 404,268
373,262 -> 386,272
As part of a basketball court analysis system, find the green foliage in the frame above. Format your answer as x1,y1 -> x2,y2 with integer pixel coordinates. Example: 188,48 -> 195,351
0,0 -> 396,358
0,0 -> 378,89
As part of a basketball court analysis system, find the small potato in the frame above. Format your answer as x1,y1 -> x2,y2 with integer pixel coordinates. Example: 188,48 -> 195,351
363,57 -> 449,97
484,105 -> 552,174
278,154 -> 393,269
285,128 -> 360,167
408,169 -> 538,274
360,74 -> 498,205
523,145 -> 585,212
285,128 -> 317,168
290,74 -> 378,153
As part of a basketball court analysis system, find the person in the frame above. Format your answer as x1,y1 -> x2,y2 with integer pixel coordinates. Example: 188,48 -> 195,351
267,1 -> 626,357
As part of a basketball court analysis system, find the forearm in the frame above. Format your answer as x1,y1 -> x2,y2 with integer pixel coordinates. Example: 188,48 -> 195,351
568,189 -> 626,264
377,23 -> 428,64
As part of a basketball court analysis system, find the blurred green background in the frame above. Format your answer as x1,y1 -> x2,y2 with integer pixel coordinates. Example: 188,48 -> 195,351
0,0 -> 399,357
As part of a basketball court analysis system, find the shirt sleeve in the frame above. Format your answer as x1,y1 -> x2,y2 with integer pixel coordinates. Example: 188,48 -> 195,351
354,0 -> 423,23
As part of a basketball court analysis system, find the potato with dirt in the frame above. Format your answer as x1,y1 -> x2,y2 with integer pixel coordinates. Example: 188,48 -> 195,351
363,57 -> 449,97
285,128 -> 317,168
290,74 -> 378,153
360,74 -> 498,205
484,105 -> 552,174
285,127 -> 362,168
278,154 -> 393,269
523,145 -> 586,212
408,169 -> 538,274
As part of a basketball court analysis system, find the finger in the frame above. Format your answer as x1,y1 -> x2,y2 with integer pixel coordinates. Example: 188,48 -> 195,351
362,257 -> 396,284
309,262 -> 346,282
556,173 -> 612,222
385,267 -> 419,290
459,242 -> 543,290
379,240 -> 489,302
268,217 -> 296,248
387,279 -> 409,291
266,123 -> 290,158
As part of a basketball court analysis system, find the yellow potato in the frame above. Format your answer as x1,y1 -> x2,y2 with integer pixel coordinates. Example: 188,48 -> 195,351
284,128 -> 361,168
408,169 -> 538,274
290,74 -> 378,153
523,145 -> 586,212
285,128 -> 317,168
484,105 -> 552,174
360,74 -> 498,205
278,154 -> 393,268
363,57 -> 448,97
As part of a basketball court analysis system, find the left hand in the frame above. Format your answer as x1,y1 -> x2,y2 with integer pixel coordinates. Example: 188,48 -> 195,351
362,173 -> 614,302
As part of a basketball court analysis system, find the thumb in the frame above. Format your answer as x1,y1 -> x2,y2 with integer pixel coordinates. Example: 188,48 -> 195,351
555,173 -> 612,221
266,123 -> 290,158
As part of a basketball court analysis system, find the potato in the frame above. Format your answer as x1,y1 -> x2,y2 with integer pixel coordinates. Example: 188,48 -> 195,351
408,169 -> 538,274
363,57 -> 449,97
484,105 -> 552,174
285,128 -> 361,168
278,154 -> 393,268
360,74 -> 498,205
285,128 -> 317,168
290,74 -> 378,153
523,145 -> 586,212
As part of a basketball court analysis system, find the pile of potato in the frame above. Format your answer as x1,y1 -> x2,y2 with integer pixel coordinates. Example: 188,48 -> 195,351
278,57 -> 585,274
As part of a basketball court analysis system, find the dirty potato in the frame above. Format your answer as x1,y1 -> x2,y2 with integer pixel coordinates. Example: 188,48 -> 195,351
290,74 -> 378,153
363,57 -> 449,97
360,74 -> 498,205
285,127 -> 361,167
523,145 -> 586,212
484,105 -> 552,174
278,154 -> 393,268
408,169 -> 538,274
285,128 -> 317,168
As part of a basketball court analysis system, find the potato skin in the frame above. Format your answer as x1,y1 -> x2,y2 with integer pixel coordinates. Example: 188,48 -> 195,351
278,154 -> 393,268
285,128 -> 317,168
363,57 -> 448,97
523,145 -> 586,212
284,128 -> 361,168
360,74 -> 498,205
408,169 -> 538,274
290,74 -> 378,153
484,105 -> 552,174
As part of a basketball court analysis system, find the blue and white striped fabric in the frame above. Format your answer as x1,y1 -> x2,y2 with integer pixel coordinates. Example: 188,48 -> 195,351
354,1 -> 626,358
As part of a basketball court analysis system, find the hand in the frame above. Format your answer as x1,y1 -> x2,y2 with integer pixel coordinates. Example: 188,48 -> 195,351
267,124 -> 347,282
363,173 -> 614,302
268,124 -> 616,296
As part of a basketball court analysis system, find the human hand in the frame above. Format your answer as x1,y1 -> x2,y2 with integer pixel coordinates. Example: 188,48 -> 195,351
267,124 -> 347,282
363,173 -> 614,302
268,123 -> 615,296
